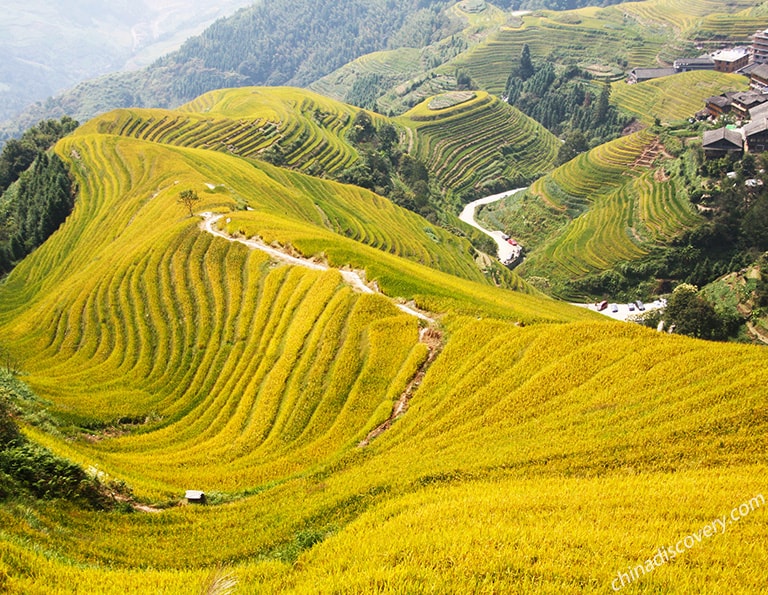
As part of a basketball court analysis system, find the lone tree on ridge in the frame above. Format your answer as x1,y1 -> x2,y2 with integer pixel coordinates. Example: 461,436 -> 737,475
178,189 -> 200,217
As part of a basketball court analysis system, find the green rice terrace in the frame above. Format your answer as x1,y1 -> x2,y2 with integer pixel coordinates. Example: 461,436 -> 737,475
307,0 -> 508,116
479,130 -> 702,298
449,0 -> 759,95
427,91 -> 477,110
611,70 -> 748,124
82,86 -> 555,203
2,0 -> 768,591
83,87 -> 374,177
308,47 -> 426,107
398,91 -> 558,196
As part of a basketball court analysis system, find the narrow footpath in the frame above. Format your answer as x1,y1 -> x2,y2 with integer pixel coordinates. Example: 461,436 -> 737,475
199,212 -> 434,323
199,211 -> 443,446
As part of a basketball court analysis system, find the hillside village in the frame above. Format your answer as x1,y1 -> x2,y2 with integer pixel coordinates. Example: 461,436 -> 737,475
626,27 -> 768,157
670,27 -> 768,157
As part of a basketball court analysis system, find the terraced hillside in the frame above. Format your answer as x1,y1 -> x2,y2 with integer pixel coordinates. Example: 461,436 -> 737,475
622,0 -> 759,32
309,48 -> 427,106
397,91 -> 558,196
451,7 -> 669,94
81,87 -> 377,177
449,0 -> 758,95
308,1 -> 509,115
2,307 -> 768,592
0,105 -> 594,485
479,130 -> 702,297
0,69 -> 766,595
612,70 -> 748,124
81,86 -> 556,205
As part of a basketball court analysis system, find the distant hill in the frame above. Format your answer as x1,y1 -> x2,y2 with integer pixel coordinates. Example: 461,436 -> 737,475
0,0 -> 459,140
81,86 -> 557,206
0,0 -> 257,125
1,0 -> 651,141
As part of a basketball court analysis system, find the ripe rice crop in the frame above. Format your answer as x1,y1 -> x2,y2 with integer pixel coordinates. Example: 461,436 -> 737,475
0,81 -> 765,594
398,91 -> 558,194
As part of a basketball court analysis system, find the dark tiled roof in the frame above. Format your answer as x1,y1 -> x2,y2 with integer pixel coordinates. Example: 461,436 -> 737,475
706,95 -> 731,108
744,117 -> 768,137
750,102 -> 768,120
733,91 -> 768,108
740,62 -> 761,75
702,127 -> 743,148
750,63 -> 768,81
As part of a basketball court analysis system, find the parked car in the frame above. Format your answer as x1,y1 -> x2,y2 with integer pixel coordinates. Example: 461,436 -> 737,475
627,303 -> 635,311
610,304 -> 618,313
597,300 -> 608,311
636,300 -> 645,311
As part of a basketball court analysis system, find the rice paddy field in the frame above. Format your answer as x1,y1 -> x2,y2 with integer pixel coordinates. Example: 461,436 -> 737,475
397,91 -> 558,195
449,0 -> 759,94
308,0 -> 509,115
1,8 -> 768,587
308,48 -> 426,105
478,130 -> 703,297
81,85 -> 556,207
611,71 -> 748,124
81,87 -> 376,177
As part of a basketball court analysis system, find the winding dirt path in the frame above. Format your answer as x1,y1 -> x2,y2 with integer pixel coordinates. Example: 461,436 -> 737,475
199,211 -> 444,447
199,212 -> 434,322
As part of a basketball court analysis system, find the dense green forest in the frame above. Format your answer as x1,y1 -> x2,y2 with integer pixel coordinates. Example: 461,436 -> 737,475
0,117 -> 78,275
0,117 -> 78,194
0,151 -> 75,275
334,111 -> 441,221
505,45 -> 631,154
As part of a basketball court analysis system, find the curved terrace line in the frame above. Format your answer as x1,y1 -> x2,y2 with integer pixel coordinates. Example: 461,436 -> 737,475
199,211 -> 435,323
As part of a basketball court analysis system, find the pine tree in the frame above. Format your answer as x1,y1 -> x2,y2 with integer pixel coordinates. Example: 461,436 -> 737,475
520,43 -> 534,81
594,84 -> 610,126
